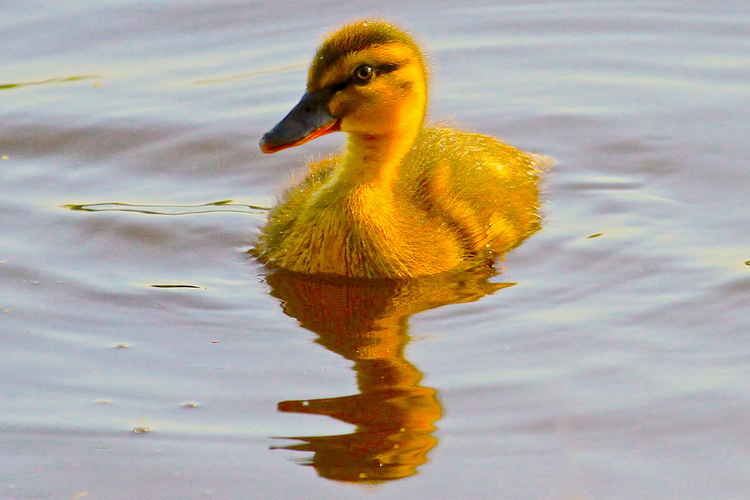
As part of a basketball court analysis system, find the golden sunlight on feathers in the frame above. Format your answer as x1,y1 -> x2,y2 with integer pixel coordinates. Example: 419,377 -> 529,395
255,19 -> 551,278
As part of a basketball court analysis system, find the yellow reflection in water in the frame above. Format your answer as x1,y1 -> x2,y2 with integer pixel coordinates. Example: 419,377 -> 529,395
0,74 -> 100,90
264,266 -> 514,483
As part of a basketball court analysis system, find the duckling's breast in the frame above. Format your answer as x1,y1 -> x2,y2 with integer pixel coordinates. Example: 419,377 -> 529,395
256,173 -> 466,278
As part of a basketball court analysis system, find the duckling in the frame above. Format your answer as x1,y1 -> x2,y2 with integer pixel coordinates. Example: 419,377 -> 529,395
255,19 -> 551,279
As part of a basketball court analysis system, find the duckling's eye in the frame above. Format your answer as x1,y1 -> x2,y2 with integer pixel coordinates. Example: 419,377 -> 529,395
353,64 -> 374,85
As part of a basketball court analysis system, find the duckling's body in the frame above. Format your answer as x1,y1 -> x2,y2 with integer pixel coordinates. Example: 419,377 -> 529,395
255,20 -> 549,279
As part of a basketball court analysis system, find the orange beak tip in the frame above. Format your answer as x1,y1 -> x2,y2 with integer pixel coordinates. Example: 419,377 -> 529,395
258,119 -> 340,154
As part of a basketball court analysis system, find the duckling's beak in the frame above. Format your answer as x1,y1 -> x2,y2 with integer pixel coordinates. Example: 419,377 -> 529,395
259,89 -> 341,154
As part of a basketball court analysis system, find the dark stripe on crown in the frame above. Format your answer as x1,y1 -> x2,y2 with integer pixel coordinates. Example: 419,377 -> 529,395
308,20 -> 421,89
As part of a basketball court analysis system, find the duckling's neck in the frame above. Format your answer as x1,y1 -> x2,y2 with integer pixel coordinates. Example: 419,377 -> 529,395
334,128 -> 419,190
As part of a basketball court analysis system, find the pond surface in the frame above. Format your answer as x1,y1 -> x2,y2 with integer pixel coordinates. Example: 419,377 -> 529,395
2,1 -> 749,499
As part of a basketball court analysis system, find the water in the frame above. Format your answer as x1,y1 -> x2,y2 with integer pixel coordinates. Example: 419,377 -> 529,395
2,1 -> 749,498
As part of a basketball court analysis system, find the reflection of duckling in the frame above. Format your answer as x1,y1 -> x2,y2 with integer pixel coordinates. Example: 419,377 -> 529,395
256,19 -> 551,278
266,266 -> 511,482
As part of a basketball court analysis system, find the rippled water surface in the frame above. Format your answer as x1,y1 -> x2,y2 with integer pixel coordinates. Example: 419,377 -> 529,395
3,1 -> 750,499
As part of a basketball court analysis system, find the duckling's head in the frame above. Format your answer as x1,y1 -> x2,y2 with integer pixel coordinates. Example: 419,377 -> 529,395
260,20 -> 428,153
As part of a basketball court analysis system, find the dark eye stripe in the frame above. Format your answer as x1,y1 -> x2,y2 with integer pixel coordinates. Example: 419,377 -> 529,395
327,62 -> 402,92
330,80 -> 348,92
376,63 -> 399,74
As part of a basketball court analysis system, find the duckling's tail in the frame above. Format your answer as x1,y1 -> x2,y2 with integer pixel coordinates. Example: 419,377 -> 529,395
529,153 -> 556,171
